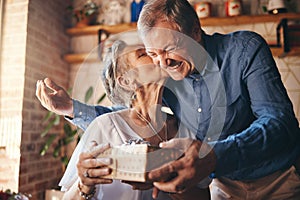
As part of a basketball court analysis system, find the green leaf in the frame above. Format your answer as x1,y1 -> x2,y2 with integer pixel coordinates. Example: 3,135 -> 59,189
97,93 -> 106,104
262,6 -> 267,13
67,88 -> 73,95
85,86 -> 93,103
63,136 -> 75,145
72,129 -> 78,136
64,123 -> 73,136
42,112 -> 54,123
61,156 -> 69,166
53,141 -> 62,158
53,115 -> 60,125
41,117 -> 58,137
40,135 -> 57,156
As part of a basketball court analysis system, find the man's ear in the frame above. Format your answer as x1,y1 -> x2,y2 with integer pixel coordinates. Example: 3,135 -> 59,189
191,25 -> 202,43
117,76 -> 136,91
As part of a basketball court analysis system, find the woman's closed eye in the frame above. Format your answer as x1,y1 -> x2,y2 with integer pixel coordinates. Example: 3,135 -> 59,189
136,49 -> 147,58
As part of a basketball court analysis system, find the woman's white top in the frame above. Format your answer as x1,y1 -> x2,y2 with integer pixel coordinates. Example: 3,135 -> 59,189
59,110 -> 208,200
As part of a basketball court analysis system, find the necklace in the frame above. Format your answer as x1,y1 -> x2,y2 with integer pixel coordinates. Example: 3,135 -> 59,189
134,109 -> 167,142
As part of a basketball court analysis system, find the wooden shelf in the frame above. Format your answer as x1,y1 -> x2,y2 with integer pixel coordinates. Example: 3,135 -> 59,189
201,13 -> 300,26
64,13 -> 300,63
271,46 -> 300,58
66,23 -> 137,36
66,13 -> 300,36
63,53 -> 99,64
63,47 -> 300,64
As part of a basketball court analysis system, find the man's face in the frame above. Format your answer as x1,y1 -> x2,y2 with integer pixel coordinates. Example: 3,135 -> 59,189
141,21 -> 205,81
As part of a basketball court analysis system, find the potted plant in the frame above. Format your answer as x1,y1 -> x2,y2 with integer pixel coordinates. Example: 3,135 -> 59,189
0,189 -> 31,200
40,87 -> 106,199
40,87 -> 106,170
67,0 -> 99,28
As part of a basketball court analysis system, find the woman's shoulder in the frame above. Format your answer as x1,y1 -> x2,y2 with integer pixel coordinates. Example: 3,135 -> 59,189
93,109 -> 130,125
85,109 -> 136,145
83,111 -> 127,138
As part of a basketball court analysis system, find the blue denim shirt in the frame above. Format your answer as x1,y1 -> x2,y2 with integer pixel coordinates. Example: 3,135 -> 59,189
70,31 -> 300,180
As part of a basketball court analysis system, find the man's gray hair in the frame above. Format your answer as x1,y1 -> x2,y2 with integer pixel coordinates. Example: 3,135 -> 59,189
137,0 -> 202,38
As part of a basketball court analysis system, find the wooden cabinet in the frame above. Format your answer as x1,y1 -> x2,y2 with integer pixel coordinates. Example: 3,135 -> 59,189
64,13 -> 300,63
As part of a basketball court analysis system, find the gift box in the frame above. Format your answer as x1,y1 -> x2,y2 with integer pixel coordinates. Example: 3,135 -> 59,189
97,144 -> 182,182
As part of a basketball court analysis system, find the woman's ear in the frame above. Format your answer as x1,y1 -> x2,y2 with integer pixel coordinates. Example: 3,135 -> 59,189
117,76 -> 136,91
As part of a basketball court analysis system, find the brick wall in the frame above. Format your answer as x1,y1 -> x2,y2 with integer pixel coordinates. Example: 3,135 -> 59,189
0,0 -> 29,193
0,0 -> 71,199
20,0 -> 71,199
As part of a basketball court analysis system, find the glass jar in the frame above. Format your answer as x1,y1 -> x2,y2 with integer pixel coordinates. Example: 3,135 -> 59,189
225,0 -> 242,16
194,2 -> 212,18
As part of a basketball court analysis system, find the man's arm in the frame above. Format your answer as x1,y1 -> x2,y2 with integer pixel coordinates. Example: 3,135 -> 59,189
68,100 -> 125,131
36,78 -> 125,131
210,32 -> 300,179
147,33 -> 300,193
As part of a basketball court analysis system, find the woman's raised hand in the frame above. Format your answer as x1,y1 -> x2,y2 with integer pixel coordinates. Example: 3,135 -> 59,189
35,78 -> 74,118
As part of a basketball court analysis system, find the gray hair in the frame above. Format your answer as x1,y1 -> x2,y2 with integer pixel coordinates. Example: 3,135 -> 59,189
137,0 -> 202,38
101,40 -> 134,107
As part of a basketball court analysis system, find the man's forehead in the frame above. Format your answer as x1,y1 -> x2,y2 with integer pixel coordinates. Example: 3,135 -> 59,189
143,29 -> 182,49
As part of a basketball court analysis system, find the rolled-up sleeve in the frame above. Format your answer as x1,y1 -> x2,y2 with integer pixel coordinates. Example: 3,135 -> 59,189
65,99 -> 125,131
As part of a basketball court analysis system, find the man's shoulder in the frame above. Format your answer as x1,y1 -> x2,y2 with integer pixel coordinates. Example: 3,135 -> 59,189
209,30 -> 263,43
207,31 -> 267,53
232,30 -> 264,43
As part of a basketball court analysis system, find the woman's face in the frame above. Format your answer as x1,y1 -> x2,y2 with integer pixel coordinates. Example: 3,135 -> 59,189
124,47 -> 169,85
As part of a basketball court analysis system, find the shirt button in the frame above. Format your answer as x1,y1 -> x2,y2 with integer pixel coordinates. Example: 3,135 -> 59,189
79,111 -> 82,116
195,78 -> 200,81
207,137 -> 211,141
197,108 -> 202,113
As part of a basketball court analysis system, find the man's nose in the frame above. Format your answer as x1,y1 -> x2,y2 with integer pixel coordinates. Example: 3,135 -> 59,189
154,54 -> 168,69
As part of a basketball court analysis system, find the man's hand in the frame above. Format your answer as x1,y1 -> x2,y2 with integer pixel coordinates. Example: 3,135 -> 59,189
148,138 -> 216,194
36,78 -> 74,118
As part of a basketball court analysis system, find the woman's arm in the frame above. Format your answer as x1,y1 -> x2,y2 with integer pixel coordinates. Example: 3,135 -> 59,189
62,179 -> 96,200
36,77 -> 126,131
62,142 -> 113,199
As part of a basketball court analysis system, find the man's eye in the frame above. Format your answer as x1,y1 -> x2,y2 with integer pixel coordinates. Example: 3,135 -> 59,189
147,52 -> 157,57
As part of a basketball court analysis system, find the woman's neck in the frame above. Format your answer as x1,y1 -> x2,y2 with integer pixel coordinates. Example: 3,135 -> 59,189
130,82 -> 167,141
132,83 -> 164,122
126,82 -> 178,145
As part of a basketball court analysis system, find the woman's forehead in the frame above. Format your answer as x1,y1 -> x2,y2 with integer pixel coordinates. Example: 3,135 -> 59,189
120,45 -> 146,59
124,44 -> 145,52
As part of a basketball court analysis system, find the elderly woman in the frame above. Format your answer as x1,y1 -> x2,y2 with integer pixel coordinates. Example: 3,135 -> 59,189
58,40 -> 210,200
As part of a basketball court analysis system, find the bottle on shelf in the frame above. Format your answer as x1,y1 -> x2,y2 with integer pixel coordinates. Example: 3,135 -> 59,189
225,0 -> 242,17
131,0 -> 145,22
194,2 -> 212,18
